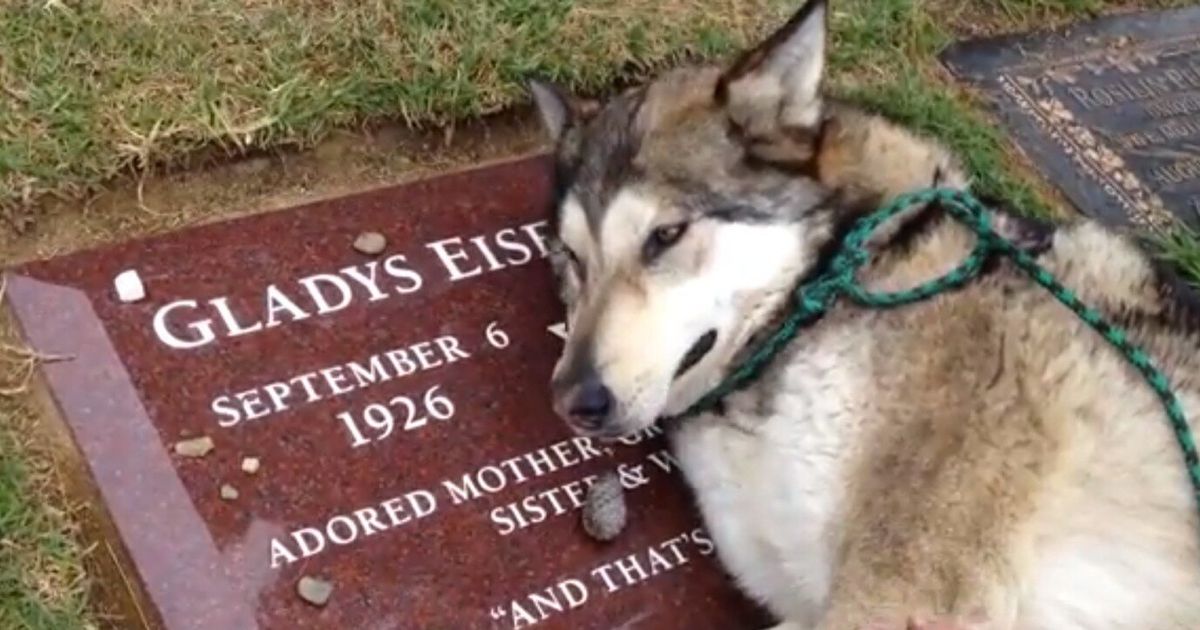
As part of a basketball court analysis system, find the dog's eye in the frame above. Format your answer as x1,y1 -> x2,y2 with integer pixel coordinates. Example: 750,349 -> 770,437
643,222 -> 689,261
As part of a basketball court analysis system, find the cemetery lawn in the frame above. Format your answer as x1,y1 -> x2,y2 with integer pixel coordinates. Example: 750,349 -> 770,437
0,0 -> 792,226
0,395 -> 95,630
0,0 -> 1195,626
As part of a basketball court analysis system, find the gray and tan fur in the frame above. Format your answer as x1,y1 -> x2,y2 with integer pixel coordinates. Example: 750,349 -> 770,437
529,0 -> 1200,627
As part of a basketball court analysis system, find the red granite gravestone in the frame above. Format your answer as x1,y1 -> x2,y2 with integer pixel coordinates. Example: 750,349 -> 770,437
4,155 -> 772,629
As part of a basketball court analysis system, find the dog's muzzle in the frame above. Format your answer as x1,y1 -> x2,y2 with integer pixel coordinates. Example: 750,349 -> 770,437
552,370 -> 614,434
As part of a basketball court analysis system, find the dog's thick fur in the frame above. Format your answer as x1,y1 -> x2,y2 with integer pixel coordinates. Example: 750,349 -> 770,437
530,1 -> 1200,627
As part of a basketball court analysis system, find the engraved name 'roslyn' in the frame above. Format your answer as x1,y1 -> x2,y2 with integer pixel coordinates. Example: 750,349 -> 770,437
1065,61 -> 1200,110
150,220 -> 550,349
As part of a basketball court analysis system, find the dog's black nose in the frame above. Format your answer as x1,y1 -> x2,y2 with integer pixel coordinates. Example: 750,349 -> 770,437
567,378 -> 612,429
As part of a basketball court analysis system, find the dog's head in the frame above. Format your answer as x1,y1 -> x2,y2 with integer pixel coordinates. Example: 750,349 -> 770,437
532,0 -> 849,438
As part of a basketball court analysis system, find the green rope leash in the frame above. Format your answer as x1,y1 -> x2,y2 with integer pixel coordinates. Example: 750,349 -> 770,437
669,187 -> 1200,524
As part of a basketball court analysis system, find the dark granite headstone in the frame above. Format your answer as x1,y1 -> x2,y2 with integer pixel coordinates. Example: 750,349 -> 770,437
941,6 -> 1200,230
4,155 -> 771,629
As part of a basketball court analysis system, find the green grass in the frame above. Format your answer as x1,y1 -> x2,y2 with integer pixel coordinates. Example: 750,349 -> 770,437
1153,228 -> 1200,284
0,0 -> 790,222
842,75 -> 1055,218
0,394 -> 95,630
828,0 -> 1056,215
1,0 -> 1198,626
825,0 -> 1179,220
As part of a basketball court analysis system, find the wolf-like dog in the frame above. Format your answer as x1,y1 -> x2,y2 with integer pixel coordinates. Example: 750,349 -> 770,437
528,0 -> 1200,627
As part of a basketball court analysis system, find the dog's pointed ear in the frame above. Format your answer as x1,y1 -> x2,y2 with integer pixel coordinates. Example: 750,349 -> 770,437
527,78 -> 598,142
717,0 -> 828,135
528,79 -> 571,141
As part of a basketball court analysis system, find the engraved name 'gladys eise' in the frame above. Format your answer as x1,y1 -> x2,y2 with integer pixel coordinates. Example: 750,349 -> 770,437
150,219 -> 552,349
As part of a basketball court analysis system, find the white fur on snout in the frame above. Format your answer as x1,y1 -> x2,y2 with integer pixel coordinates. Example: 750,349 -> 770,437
550,193 -> 596,388
581,188 -> 808,430
662,220 -> 810,414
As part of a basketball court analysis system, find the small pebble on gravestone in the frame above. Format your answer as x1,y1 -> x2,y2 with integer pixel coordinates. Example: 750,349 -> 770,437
113,269 -> 146,303
297,576 -> 333,607
353,231 -> 387,255
582,470 -> 627,542
219,484 -> 239,501
173,436 -> 214,458
241,457 -> 261,474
